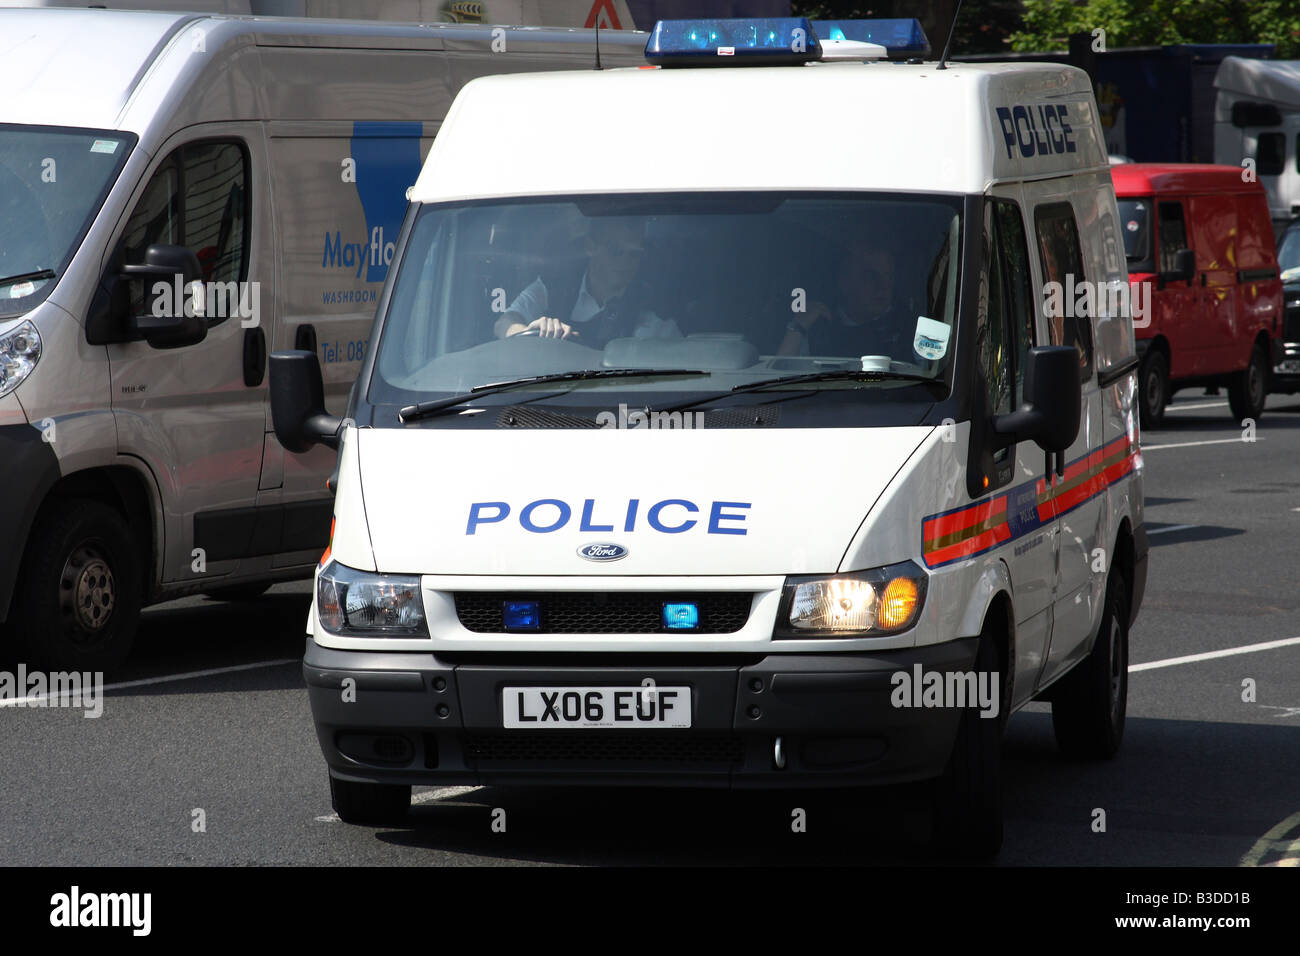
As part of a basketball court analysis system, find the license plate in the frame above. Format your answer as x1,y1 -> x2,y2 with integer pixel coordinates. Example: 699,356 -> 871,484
1276,360 -> 1300,374
503,686 -> 692,728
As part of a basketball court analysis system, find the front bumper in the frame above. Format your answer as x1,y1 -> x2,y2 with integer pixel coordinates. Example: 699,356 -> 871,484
303,637 -> 980,789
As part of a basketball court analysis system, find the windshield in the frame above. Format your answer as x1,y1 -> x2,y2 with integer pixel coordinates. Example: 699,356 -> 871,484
0,125 -> 134,316
1279,223 -> 1300,281
370,192 -> 962,421
1116,198 -> 1153,271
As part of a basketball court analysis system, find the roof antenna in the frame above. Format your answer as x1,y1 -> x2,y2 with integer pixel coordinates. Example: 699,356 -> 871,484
594,23 -> 603,70
935,0 -> 964,70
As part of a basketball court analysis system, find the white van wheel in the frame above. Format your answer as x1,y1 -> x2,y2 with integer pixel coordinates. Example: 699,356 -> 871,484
1051,571 -> 1129,758
11,500 -> 141,672
931,630 -> 1004,858
329,774 -> 411,826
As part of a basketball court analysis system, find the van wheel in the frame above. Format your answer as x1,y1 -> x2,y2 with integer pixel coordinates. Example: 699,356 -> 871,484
204,583 -> 272,602
1138,352 -> 1168,429
932,631 -> 1004,858
1051,571 -> 1129,758
10,500 -> 142,672
1228,345 -> 1268,423
329,774 -> 411,826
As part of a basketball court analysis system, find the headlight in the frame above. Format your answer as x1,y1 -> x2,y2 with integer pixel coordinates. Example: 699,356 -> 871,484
0,321 -> 42,399
776,560 -> 927,637
316,560 -> 427,637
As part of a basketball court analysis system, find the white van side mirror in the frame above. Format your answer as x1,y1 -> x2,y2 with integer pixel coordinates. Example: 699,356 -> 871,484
991,346 -> 1081,453
270,350 -> 343,452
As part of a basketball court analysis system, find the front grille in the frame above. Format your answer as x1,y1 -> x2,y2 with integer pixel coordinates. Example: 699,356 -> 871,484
464,732 -> 743,766
454,591 -> 753,634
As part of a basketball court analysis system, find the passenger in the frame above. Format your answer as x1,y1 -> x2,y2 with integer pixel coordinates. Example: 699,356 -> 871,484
779,241 -> 911,357
493,218 -> 679,345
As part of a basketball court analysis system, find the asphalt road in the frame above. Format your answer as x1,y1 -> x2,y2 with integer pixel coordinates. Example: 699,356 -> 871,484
2,391 -> 1298,866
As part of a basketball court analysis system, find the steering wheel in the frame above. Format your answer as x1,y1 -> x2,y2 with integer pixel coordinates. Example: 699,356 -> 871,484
508,328 -> 541,337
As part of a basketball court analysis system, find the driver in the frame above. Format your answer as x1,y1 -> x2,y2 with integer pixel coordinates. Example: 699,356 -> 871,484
778,241 -> 910,357
493,218 -> 679,344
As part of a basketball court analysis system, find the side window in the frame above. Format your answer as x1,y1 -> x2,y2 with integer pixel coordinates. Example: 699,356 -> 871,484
1257,132 -> 1285,177
1157,200 -> 1187,273
1034,202 -> 1093,382
120,141 -> 248,319
994,199 -> 1035,407
181,142 -> 247,287
121,157 -> 179,316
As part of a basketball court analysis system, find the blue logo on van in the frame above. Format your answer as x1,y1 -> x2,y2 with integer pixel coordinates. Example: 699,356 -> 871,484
578,543 -> 628,562
321,121 -> 423,283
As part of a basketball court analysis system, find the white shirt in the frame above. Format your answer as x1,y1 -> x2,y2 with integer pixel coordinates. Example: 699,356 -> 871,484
507,272 -> 680,338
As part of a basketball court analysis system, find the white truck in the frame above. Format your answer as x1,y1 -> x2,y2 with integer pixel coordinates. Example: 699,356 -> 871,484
0,6 -> 644,670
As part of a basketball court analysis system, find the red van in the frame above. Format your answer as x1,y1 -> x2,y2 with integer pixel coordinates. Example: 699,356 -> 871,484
1111,164 -> 1283,427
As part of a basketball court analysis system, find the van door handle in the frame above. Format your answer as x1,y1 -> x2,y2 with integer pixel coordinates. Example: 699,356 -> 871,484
295,323 -> 318,354
243,326 -> 267,387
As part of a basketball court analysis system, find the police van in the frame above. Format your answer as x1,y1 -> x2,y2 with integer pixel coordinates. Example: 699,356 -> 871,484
0,6 -> 643,670
271,17 -> 1149,855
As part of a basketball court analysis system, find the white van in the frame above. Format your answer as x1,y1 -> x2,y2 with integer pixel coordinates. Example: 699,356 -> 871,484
0,7 -> 643,670
273,18 -> 1149,855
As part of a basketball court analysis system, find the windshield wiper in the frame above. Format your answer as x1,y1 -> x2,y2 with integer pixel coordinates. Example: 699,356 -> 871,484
398,368 -> 710,423
0,269 -> 55,288
658,369 -> 941,414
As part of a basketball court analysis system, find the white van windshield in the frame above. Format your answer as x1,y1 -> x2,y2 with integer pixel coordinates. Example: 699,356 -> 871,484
0,125 -> 134,316
370,193 -> 961,412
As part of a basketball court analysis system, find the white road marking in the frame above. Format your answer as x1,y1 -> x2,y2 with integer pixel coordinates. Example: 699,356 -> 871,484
0,657 -> 300,707
1146,523 -> 1197,536
1130,635 -> 1300,673
1240,811 -> 1300,867
316,786 -> 483,823
1165,401 -> 1229,411
1141,437 -> 1258,450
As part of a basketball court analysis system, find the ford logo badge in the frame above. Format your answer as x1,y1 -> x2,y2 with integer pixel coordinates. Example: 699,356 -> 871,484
578,543 -> 628,562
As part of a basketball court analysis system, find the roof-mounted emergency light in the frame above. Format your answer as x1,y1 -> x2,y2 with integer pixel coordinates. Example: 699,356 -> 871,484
811,19 -> 931,59
644,17 -> 931,67
644,18 -> 822,67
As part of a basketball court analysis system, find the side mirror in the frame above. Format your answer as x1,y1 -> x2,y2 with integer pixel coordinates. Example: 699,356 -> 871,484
270,350 -> 343,452
992,346 -> 1081,453
120,244 -> 207,348
1159,247 -> 1196,286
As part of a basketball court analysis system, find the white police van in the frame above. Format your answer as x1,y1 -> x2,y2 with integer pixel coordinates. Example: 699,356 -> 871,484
272,17 -> 1149,855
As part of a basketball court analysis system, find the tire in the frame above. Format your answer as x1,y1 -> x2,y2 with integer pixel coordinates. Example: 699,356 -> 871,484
203,582 -> 272,602
1228,344 -> 1268,423
1138,351 -> 1168,429
9,499 -> 142,672
1051,571 -> 1129,759
329,774 -> 411,826
932,629 -> 1004,859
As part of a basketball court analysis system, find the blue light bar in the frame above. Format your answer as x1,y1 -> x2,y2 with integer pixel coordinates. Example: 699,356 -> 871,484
645,18 -> 821,67
503,600 -> 540,632
662,602 -> 700,630
811,19 -> 931,57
